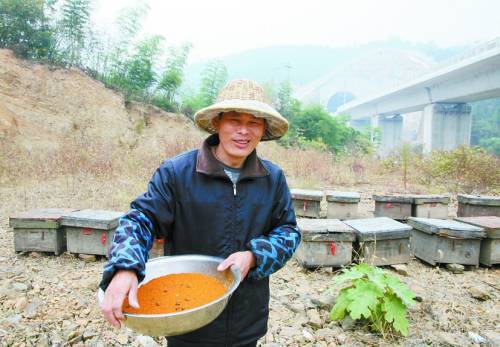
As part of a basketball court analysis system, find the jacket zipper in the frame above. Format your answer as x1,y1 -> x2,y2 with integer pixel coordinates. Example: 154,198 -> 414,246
227,179 -> 237,346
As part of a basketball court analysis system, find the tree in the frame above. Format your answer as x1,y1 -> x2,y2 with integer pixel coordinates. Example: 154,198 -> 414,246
57,0 -> 91,66
123,35 -> 164,101
155,43 -> 192,111
290,104 -> 369,154
180,89 -> 206,119
199,59 -> 227,106
277,79 -> 294,118
0,0 -> 55,59
479,137 -> 500,156
470,98 -> 500,155
99,1 -> 150,86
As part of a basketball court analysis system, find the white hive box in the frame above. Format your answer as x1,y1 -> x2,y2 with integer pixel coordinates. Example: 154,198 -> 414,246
291,189 -> 323,218
296,218 -> 355,268
373,195 -> 413,220
457,194 -> 500,217
325,191 -> 361,220
61,209 -> 124,257
9,208 -> 78,255
408,217 -> 486,266
344,217 -> 412,266
411,195 -> 450,219
455,216 -> 500,266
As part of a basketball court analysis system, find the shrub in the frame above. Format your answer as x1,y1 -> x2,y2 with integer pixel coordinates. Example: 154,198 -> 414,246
330,263 -> 416,337
417,145 -> 500,193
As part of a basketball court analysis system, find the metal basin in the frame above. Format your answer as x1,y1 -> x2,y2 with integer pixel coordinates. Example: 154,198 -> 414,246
98,254 -> 241,336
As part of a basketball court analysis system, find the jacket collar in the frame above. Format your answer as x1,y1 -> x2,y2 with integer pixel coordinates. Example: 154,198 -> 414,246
196,134 -> 269,179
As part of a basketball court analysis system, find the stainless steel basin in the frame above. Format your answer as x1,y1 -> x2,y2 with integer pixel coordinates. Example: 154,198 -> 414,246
98,254 -> 241,336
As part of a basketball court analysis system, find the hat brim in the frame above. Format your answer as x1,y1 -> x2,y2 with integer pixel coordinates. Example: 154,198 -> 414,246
194,99 -> 288,141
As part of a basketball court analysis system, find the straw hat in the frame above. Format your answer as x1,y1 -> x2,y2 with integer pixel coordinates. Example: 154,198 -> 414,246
194,79 -> 289,141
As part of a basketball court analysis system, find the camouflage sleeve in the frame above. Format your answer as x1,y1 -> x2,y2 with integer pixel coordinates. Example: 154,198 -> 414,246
246,224 -> 301,281
99,209 -> 154,290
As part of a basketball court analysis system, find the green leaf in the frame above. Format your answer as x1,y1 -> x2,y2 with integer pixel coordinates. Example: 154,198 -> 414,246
382,295 -> 409,336
346,280 -> 383,320
333,263 -> 371,286
329,289 -> 351,321
384,276 -> 416,307
367,270 -> 386,292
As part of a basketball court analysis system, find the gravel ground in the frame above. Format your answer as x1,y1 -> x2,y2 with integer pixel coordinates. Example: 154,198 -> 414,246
1,180 -> 499,347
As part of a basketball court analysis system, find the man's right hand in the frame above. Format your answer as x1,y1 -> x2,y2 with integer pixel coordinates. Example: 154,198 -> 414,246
100,269 -> 140,328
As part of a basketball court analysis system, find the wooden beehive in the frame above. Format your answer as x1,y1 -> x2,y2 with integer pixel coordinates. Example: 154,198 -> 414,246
291,189 -> 323,218
344,217 -> 412,266
61,209 -> 123,257
325,191 -> 360,220
457,194 -> 500,217
373,195 -> 413,220
455,216 -> 500,266
408,217 -> 486,266
411,195 -> 450,219
9,208 -> 78,255
296,218 -> 355,268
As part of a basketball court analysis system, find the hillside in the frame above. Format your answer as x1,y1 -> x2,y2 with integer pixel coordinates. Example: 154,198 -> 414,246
0,49 -> 203,158
183,39 -> 465,91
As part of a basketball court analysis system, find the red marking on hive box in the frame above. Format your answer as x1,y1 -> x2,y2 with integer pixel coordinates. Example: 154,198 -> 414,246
329,242 -> 336,256
82,228 -> 93,235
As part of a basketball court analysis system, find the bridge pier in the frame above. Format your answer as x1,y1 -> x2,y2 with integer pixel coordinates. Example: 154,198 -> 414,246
378,114 -> 403,157
422,103 -> 472,153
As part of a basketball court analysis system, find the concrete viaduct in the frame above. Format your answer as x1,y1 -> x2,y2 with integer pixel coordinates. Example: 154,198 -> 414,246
336,40 -> 500,156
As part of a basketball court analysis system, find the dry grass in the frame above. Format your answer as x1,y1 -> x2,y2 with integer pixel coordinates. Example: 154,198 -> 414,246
1,124 -> 496,219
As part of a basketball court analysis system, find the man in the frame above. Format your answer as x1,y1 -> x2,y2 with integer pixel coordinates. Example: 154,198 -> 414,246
100,79 -> 301,347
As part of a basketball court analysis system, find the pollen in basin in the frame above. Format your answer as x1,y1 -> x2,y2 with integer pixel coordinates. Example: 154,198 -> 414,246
122,273 -> 226,314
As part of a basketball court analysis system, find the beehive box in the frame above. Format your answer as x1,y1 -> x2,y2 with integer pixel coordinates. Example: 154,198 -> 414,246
408,217 -> 486,266
373,195 -> 413,220
411,195 -> 450,219
9,208 -> 78,255
61,209 -> 123,257
291,189 -> 323,218
295,218 -> 355,268
455,216 -> 500,266
325,191 -> 360,220
344,217 -> 412,266
457,194 -> 500,217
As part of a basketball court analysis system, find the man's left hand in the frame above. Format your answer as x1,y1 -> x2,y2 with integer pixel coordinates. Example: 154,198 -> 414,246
217,251 -> 256,279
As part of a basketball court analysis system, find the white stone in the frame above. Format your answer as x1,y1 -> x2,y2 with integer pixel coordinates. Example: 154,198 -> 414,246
135,335 -> 159,347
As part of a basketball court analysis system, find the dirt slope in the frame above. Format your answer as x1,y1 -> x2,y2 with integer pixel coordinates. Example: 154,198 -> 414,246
0,49 -> 203,155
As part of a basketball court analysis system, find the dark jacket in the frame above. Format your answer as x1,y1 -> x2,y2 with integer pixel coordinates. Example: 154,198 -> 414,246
100,134 -> 300,346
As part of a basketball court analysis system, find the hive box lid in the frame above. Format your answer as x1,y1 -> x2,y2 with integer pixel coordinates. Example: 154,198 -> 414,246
291,189 -> 323,201
372,194 -> 413,203
9,208 -> 79,229
457,194 -> 500,206
61,209 -> 124,230
408,217 -> 486,239
325,191 -> 361,203
454,216 -> 500,238
411,194 -> 450,204
344,217 -> 412,241
297,218 -> 355,241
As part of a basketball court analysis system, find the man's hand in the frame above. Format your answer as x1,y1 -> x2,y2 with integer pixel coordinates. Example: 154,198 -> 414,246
217,251 -> 256,279
100,270 -> 139,328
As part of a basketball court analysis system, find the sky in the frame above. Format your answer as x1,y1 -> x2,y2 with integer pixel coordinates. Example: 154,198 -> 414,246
93,0 -> 500,63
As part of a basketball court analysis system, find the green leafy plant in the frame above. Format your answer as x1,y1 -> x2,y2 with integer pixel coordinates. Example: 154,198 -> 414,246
330,263 -> 415,337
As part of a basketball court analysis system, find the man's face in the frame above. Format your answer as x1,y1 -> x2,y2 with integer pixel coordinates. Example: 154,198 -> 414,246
212,111 -> 265,167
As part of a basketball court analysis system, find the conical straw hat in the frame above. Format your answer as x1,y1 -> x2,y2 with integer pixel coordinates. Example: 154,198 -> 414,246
194,79 -> 289,141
